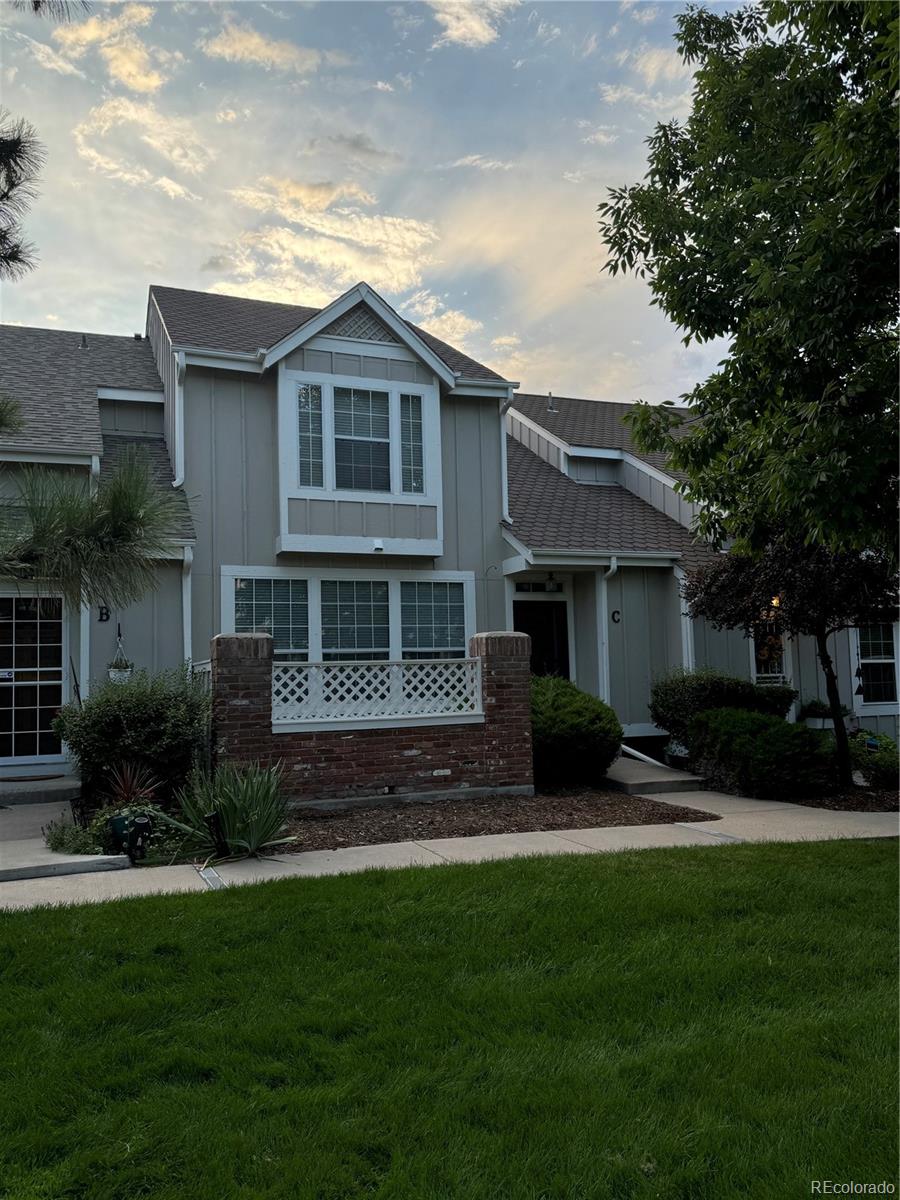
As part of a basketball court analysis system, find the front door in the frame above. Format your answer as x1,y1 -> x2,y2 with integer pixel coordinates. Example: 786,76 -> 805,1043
0,596 -> 65,762
513,600 -> 570,679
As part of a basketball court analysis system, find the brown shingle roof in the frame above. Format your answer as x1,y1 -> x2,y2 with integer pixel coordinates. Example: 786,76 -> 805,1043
512,392 -> 689,477
507,437 -> 713,570
99,435 -> 195,543
0,326 -> 161,457
149,285 -> 506,383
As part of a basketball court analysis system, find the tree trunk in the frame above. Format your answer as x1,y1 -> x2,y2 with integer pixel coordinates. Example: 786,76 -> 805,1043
814,628 -> 853,788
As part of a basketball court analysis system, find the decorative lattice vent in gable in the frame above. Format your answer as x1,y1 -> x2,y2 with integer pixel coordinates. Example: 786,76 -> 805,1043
322,303 -> 397,344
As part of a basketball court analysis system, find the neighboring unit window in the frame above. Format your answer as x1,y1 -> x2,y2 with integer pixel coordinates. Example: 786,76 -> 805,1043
297,384 -> 323,488
857,623 -> 897,704
753,619 -> 786,683
321,580 -> 390,661
400,394 -> 424,494
333,387 -> 391,492
400,581 -> 466,659
234,578 -> 309,660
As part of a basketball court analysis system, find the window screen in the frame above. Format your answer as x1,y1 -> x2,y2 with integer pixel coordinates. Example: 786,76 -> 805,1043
321,580 -> 390,661
858,623 -> 897,704
400,581 -> 466,659
298,384 -> 323,487
400,394 -> 424,494
234,578 -> 309,659
334,387 -> 390,491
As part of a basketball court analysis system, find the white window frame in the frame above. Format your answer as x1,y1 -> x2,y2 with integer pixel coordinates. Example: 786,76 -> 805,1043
749,621 -> 794,690
851,622 -> 899,717
279,366 -> 439,505
221,566 -> 476,664
0,586 -> 70,767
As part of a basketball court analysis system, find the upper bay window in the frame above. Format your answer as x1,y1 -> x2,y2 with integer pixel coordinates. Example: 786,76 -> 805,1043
296,380 -> 426,497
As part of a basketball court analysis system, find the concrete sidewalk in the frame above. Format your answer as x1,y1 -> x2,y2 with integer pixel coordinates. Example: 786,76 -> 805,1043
0,789 -> 895,910
0,801 -> 129,883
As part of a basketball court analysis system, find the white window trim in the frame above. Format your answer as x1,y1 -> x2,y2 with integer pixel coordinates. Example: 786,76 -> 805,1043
221,565 -> 477,664
277,365 -> 443,555
0,586 -> 71,767
749,623 -> 794,691
851,622 -> 900,717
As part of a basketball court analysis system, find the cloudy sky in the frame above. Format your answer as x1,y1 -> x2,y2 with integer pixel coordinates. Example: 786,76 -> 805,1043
1,0 -> 723,402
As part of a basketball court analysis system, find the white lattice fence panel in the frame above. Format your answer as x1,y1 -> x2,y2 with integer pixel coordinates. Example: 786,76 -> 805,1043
272,659 -> 482,724
322,303 -> 396,343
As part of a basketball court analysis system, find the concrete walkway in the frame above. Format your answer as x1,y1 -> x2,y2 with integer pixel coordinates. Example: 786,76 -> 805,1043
0,801 -> 129,883
0,788 -> 895,911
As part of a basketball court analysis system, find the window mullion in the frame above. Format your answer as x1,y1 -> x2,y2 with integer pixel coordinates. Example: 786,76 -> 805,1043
388,580 -> 402,661
323,386 -> 336,492
389,390 -> 401,496
308,577 -> 323,662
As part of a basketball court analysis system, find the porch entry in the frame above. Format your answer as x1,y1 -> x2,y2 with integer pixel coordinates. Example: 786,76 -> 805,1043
512,600 -> 570,679
0,596 -> 64,761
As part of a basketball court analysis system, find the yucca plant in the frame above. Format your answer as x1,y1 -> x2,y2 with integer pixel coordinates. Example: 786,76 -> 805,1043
161,763 -> 295,860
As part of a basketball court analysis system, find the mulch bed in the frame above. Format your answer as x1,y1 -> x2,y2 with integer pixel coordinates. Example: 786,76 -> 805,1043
282,790 -> 719,853
787,788 -> 898,813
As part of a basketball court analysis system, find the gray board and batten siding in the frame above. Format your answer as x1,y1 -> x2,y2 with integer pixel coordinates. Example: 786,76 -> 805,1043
181,362 -> 508,659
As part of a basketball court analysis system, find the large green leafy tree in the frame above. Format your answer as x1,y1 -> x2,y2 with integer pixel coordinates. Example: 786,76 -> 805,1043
683,537 -> 897,787
599,1 -> 898,561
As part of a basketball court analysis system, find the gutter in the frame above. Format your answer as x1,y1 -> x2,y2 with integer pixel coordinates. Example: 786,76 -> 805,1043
172,350 -> 186,487
181,545 -> 193,663
598,556 -> 618,703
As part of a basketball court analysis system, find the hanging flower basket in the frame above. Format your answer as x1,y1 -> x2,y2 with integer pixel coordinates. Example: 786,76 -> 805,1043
107,636 -> 134,684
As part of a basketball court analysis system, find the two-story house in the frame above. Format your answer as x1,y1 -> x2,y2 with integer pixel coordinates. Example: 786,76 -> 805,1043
0,280 -> 895,772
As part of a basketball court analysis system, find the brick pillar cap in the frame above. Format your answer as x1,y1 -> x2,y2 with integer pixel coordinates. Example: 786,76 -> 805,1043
211,632 -> 273,661
469,631 -> 531,657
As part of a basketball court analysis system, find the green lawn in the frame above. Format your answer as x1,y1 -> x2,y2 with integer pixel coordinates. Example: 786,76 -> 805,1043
1,841 -> 897,1200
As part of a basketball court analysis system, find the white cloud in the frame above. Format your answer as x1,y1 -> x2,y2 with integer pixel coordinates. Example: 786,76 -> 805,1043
216,109 -> 237,123
528,12 -> 561,43
630,5 -> 660,25
389,5 -> 425,40
627,45 -> 692,86
73,98 -> 211,200
52,4 -> 165,92
491,333 -> 520,349
373,80 -> 394,92
426,0 -> 520,49
598,83 -> 692,116
15,32 -> 87,78
45,313 -> 60,321
198,19 -> 348,74
562,170 -> 585,184
578,121 -> 618,145
231,176 -> 377,217
577,32 -> 599,58
437,154 -> 515,172
403,290 -> 483,347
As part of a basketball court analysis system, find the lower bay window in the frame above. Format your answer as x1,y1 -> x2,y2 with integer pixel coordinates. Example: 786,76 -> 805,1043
227,569 -> 474,663
854,623 -> 898,711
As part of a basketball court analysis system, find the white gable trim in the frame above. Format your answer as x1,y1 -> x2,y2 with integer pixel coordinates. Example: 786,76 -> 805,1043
260,282 -> 457,387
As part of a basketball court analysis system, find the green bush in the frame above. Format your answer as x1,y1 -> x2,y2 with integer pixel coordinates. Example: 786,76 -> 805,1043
44,803 -> 188,862
649,668 -> 797,743
530,676 -> 622,791
689,707 -> 835,800
162,763 -> 294,859
53,666 -> 210,806
850,730 -> 899,792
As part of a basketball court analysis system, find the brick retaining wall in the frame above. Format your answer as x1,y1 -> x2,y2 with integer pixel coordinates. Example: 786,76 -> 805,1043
210,631 -> 534,802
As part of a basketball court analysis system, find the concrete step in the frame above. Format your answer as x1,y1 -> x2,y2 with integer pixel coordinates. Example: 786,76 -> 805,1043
0,775 -> 81,806
604,756 -> 704,795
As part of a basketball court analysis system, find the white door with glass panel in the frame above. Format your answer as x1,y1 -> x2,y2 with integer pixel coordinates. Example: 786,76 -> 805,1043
0,596 -> 65,761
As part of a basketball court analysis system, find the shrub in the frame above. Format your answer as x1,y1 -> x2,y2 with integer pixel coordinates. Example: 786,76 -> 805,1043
44,802 -> 187,862
54,666 -> 210,807
649,668 -> 797,743
530,676 -> 622,791
689,707 -> 835,800
850,731 -> 899,792
162,763 -> 294,859
798,697 -> 849,719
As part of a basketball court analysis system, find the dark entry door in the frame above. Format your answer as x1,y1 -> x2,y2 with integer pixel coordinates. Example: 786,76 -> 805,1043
513,600 -> 570,679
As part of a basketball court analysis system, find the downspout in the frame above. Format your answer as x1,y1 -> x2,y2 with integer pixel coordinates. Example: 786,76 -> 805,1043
598,556 -> 618,703
181,545 -> 193,664
172,350 -> 186,487
673,566 -> 695,670
499,394 -> 513,524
